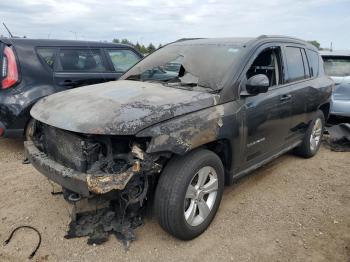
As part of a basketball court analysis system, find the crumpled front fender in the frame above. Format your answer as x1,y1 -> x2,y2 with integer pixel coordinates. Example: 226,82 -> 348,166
136,105 -> 225,155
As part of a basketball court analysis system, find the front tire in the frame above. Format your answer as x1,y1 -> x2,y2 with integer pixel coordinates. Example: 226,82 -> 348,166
295,110 -> 325,158
25,118 -> 35,141
154,149 -> 224,240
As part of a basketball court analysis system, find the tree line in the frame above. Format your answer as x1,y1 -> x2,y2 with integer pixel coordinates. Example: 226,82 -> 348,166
113,38 -> 162,54
307,40 -> 332,51
113,38 -> 327,53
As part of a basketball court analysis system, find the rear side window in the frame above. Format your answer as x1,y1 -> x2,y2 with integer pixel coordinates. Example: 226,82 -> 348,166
307,50 -> 320,77
58,49 -> 106,72
37,48 -> 56,69
284,46 -> 306,82
107,49 -> 140,72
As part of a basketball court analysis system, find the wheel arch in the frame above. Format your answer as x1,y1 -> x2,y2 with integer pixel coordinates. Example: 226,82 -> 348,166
199,139 -> 233,184
319,102 -> 330,121
151,138 -> 233,186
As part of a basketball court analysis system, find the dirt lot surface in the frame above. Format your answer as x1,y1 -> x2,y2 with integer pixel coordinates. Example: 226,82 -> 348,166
0,138 -> 349,262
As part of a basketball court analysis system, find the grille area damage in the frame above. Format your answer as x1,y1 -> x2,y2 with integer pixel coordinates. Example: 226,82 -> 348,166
28,122 -> 167,248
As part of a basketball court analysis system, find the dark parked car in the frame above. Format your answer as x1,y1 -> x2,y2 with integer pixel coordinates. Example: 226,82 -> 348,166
25,36 -> 333,242
0,38 -> 142,139
321,51 -> 350,117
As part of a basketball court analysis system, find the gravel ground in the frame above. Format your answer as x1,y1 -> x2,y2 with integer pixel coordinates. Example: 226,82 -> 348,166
0,138 -> 349,262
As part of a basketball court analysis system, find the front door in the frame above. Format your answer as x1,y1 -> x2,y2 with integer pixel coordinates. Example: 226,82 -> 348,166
240,44 -> 292,168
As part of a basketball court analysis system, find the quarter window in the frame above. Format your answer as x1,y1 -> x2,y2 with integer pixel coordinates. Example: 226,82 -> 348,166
285,47 -> 306,82
58,49 -> 106,72
307,50 -> 320,77
301,49 -> 310,78
37,48 -> 56,69
107,49 -> 140,72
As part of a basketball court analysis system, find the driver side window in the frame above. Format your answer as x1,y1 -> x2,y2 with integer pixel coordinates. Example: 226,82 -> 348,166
247,47 -> 283,88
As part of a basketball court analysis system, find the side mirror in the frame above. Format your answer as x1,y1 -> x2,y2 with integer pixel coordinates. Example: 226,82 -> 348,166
245,74 -> 270,95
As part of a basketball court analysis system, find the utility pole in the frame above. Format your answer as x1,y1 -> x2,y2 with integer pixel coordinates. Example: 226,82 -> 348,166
69,31 -> 78,40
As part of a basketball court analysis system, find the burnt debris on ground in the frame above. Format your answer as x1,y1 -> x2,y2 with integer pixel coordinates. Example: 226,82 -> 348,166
65,204 -> 143,250
325,123 -> 350,152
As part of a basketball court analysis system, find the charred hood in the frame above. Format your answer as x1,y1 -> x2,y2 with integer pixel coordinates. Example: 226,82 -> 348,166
31,80 -> 219,135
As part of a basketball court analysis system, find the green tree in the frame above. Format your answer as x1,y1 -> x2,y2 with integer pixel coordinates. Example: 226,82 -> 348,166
111,38 -> 156,54
140,44 -> 148,54
135,42 -> 142,53
308,40 -> 321,50
147,43 -> 156,53
121,38 -> 134,46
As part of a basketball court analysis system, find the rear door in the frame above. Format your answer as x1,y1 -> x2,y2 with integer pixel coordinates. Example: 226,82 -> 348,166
282,45 -> 317,141
53,47 -> 119,89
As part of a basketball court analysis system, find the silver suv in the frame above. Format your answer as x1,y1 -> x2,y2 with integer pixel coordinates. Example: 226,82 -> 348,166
321,50 -> 350,118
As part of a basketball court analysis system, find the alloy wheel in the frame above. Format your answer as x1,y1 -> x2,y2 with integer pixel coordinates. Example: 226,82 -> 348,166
184,166 -> 218,227
310,118 -> 322,151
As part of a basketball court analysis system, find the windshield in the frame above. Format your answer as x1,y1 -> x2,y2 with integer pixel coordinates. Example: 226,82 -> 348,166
323,56 -> 350,77
121,43 -> 243,91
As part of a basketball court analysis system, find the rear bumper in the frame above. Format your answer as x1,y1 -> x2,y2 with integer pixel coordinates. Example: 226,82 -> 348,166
24,141 -> 91,197
0,88 -> 37,138
0,121 -> 23,138
0,105 -> 27,138
331,99 -> 350,117
1,127 -> 24,138
0,121 -> 4,136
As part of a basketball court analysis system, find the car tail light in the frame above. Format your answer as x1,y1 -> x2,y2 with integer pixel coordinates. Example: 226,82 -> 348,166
2,46 -> 19,89
0,127 -> 4,137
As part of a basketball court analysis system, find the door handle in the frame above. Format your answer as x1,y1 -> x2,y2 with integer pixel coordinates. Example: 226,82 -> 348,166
280,94 -> 292,102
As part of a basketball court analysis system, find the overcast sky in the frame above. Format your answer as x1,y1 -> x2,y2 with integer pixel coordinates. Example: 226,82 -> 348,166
0,0 -> 349,49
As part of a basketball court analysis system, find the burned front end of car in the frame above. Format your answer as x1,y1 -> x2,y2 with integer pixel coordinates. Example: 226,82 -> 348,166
24,121 -> 167,246
26,121 -> 165,196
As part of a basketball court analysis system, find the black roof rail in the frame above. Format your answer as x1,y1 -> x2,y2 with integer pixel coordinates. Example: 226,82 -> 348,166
257,35 -> 268,39
175,38 -> 205,42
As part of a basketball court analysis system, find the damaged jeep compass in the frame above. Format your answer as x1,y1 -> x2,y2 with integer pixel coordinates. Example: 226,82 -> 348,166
25,36 -> 333,244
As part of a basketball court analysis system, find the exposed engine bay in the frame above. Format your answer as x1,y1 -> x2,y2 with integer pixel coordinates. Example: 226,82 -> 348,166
27,121 -> 170,248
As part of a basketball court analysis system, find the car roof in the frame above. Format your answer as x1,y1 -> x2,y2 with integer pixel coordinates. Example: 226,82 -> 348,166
173,35 -> 318,50
0,37 -> 131,48
320,50 -> 350,57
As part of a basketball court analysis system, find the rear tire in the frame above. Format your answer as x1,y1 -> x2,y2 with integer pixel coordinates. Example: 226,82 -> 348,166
154,149 -> 224,240
295,110 -> 325,158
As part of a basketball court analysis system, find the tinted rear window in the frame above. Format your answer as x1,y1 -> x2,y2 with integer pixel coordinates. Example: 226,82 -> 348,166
285,47 -> 306,82
37,48 -> 56,69
323,56 -> 350,77
58,49 -> 106,72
